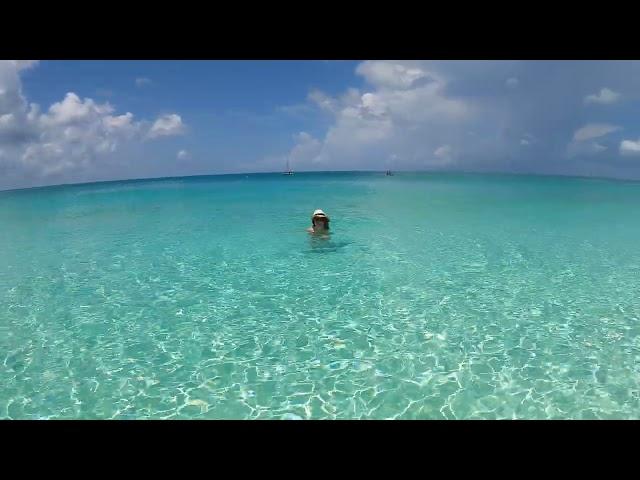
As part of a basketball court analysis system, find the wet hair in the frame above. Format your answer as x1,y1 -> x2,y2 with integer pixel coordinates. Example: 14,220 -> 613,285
312,217 -> 329,229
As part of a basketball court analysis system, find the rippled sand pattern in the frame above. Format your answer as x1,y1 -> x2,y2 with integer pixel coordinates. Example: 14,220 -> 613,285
1,173 -> 640,419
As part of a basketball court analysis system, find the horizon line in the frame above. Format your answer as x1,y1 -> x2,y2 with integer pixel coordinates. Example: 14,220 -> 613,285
2,168 -> 640,194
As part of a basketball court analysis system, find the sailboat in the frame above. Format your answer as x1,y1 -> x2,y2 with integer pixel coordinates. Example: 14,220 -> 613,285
283,158 -> 294,175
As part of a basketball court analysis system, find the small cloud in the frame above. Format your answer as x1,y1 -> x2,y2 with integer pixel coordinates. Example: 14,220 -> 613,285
135,77 -> 152,88
520,133 -> 535,146
147,114 -> 185,139
567,141 -> 607,158
584,87 -> 620,105
177,149 -> 190,160
620,139 -> 640,156
568,125 -> 617,157
573,123 -> 620,142
505,77 -> 519,89
434,145 -> 452,159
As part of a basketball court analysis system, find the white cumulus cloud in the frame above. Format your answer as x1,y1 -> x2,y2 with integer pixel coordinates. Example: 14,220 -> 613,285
41,92 -> 114,127
573,123 -> 620,142
0,60 -> 184,188
177,149 -> 190,160
584,87 -> 620,105
279,61 -> 473,171
356,61 -> 436,90
11,60 -> 39,71
288,132 -> 322,166
620,139 -> 640,156
567,124 -> 619,157
267,60 -> 640,178
148,114 -> 185,139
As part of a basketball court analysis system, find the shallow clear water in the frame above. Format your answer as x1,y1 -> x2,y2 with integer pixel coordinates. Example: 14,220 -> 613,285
2,172 -> 640,419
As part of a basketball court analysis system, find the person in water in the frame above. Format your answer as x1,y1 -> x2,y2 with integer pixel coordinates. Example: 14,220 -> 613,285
307,209 -> 330,235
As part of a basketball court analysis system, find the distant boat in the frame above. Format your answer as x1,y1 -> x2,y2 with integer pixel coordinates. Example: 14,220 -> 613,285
385,170 -> 394,176
283,159 -> 294,175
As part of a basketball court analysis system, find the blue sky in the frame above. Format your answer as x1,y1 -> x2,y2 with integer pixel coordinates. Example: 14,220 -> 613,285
2,60 -> 640,190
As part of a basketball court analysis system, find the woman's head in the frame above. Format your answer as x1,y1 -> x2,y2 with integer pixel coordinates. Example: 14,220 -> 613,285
312,209 -> 330,228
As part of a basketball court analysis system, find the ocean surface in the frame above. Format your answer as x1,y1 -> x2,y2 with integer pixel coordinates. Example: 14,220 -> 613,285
1,171 -> 640,419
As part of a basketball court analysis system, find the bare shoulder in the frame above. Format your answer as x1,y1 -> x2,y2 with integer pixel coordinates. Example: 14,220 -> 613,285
306,227 -> 314,233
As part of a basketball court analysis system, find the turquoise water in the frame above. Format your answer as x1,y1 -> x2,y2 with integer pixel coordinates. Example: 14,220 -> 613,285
2,172 -> 640,419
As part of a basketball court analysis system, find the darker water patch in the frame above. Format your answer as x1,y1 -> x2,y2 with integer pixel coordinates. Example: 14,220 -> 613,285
306,237 -> 356,254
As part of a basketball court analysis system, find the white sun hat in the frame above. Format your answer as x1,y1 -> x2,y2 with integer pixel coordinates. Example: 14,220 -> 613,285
312,209 -> 329,220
